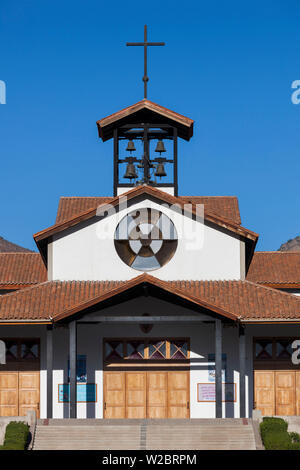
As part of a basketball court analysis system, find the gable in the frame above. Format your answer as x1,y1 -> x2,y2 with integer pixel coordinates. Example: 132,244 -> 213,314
48,194 -> 247,282
55,195 -> 242,225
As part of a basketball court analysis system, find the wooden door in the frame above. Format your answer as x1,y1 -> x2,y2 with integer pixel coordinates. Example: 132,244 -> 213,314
18,372 -> 40,418
147,371 -> 168,419
126,372 -> 146,419
167,371 -> 189,418
0,371 -> 40,417
275,371 -> 295,416
104,371 -> 125,418
254,371 -> 275,416
104,370 -> 190,419
0,372 -> 18,417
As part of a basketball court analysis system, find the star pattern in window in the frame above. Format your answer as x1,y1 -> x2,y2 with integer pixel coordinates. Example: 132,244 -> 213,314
114,208 -> 178,271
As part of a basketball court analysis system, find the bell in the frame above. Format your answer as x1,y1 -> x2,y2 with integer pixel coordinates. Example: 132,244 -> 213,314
155,140 -> 166,154
124,163 -> 138,179
126,140 -> 136,152
155,163 -> 167,178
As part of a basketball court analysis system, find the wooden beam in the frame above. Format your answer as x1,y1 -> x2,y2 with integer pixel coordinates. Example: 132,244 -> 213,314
215,319 -> 222,418
239,325 -> 246,418
69,321 -> 77,419
79,315 -> 212,323
46,326 -> 53,419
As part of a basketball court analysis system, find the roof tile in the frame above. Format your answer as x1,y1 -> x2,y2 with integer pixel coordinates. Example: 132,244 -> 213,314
56,195 -> 241,225
1,276 -> 300,322
247,252 -> 300,285
0,253 -> 47,287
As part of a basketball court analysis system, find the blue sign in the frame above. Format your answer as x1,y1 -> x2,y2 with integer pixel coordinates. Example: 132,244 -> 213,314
58,383 -> 97,403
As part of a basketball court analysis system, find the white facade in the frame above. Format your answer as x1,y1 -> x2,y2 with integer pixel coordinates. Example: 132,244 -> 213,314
2,322 -> 299,419
49,197 -> 244,282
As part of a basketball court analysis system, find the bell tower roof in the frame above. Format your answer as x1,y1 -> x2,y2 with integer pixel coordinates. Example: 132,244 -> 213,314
96,99 -> 194,142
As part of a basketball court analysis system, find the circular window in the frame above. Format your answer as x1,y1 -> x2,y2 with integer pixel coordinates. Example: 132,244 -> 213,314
114,208 -> 178,271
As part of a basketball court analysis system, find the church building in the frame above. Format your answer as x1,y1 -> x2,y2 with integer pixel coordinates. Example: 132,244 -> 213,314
1,32 -> 300,421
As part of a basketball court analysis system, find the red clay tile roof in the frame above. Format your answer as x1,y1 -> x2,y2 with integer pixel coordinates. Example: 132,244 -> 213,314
247,252 -> 300,286
0,237 -> 33,253
1,274 -> 300,323
97,99 -> 194,141
45,186 -> 250,243
180,196 -> 241,225
35,187 -> 257,266
0,253 -> 47,288
56,197 -> 114,223
56,195 -> 241,225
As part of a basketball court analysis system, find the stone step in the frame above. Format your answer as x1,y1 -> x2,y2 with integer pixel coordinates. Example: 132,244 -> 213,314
33,420 -> 257,450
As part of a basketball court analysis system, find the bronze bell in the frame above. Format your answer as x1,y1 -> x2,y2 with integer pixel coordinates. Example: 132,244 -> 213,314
155,163 -> 167,178
126,140 -> 136,152
124,163 -> 138,179
155,140 -> 166,154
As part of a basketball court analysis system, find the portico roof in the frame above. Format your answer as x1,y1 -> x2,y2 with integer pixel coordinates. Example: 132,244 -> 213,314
1,274 -> 300,324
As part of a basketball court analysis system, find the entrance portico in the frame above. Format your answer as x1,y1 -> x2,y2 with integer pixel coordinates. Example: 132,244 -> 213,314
43,277 -> 247,420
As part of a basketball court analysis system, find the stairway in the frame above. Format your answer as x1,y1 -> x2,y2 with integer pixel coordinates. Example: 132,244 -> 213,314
146,419 -> 257,450
33,418 -> 257,450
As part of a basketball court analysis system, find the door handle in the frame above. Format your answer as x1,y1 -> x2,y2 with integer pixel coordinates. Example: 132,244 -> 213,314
104,402 -> 107,411
187,401 -> 190,410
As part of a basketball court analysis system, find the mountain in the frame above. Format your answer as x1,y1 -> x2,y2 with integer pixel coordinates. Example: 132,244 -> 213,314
279,236 -> 300,252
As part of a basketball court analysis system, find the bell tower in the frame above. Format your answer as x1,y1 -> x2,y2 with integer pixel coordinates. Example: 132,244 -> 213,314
96,26 -> 194,197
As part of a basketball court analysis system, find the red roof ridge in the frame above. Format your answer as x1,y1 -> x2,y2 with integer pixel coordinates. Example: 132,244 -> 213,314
43,274 -> 240,323
0,280 -> 51,297
34,185 -> 257,243
97,99 -> 194,126
244,279 -> 300,297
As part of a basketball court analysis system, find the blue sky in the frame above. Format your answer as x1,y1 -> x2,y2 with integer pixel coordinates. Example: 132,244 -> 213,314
1,0 -> 300,252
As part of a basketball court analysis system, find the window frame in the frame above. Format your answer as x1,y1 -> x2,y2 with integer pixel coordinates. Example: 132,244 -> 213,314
103,337 -> 190,364
253,337 -> 300,363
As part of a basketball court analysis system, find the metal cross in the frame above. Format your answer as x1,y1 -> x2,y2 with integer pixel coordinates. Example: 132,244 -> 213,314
126,25 -> 165,99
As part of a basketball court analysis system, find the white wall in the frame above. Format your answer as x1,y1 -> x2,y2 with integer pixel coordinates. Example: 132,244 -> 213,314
3,322 -> 300,419
47,322 -> 245,419
50,197 -> 243,281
